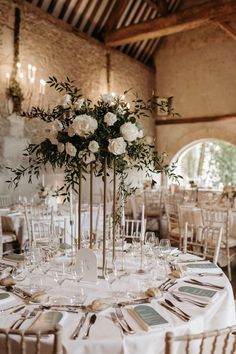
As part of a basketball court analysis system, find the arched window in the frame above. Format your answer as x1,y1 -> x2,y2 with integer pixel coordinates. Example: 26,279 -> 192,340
171,140 -> 236,189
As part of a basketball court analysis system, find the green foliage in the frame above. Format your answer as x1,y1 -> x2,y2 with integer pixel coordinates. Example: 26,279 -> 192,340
7,77 -> 180,201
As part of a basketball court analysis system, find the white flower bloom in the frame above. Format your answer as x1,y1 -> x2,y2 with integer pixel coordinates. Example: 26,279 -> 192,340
85,153 -> 96,164
104,112 -> 117,126
71,114 -> 98,137
57,143 -> 65,153
88,140 -> 99,153
51,119 -> 63,132
65,142 -> 77,157
63,94 -> 72,108
108,137 -> 127,155
48,130 -> 58,145
101,93 -> 115,104
74,98 -> 85,110
68,124 -> 75,137
120,122 -> 139,142
138,130 -> 144,139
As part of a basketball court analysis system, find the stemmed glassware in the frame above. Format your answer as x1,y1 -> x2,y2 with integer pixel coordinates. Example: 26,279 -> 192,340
159,239 -> 171,259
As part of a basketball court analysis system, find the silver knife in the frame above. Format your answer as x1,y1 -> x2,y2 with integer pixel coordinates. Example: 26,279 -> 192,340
159,302 -> 189,322
71,312 -> 88,340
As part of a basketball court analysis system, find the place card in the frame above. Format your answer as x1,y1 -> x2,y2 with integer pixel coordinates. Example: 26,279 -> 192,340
134,305 -> 169,327
75,248 -> 97,282
29,311 -> 63,331
3,254 -> 25,262
175,286 -> 216,299
185,263 -> 218,269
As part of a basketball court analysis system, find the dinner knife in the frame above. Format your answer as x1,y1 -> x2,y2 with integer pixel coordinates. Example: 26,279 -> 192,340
159,302 -> 189,322
71,312 -> 88,340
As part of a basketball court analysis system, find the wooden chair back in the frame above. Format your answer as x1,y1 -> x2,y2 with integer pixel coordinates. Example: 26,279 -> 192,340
165,202 -> 181,248
201,208 -> 233,280
183,223 -> 223,264
165,325 -> 236,354
0,325 -> 62,354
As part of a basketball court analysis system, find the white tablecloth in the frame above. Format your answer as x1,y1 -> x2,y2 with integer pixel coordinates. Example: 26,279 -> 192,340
0,251 -> 235,354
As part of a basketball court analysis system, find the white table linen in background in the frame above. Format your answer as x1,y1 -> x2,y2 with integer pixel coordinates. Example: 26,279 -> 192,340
0,252 -> 235,354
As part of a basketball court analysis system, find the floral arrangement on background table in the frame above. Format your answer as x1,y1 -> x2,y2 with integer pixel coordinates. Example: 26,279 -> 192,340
7,76 -> 180,202
220,185 -> 236,208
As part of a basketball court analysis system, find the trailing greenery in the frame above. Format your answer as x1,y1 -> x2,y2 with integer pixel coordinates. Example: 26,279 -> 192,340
7,77 -> 181,204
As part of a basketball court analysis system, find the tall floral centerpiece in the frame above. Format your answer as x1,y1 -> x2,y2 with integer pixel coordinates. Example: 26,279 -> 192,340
7,77 -> 179,273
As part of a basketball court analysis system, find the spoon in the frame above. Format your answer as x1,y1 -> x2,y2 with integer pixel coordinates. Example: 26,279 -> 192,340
82,314 -> 97,339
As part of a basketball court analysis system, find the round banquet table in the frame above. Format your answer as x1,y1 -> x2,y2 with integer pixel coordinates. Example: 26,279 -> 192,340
0,251 -> 235,354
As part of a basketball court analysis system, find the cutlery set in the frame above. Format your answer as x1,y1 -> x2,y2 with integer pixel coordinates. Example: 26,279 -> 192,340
184,278 -> 225,290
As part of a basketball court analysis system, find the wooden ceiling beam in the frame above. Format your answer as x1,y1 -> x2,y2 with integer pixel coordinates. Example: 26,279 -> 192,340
47,0 -> 57,14
143,0 -> 159,12
215,21 -> 236,41
155,114 -> 236,126
67,0 -> 83,24
156,0 -> 168,16
59,0 -> 72,19
103,0 -> 130,33
105,0 -> 236,46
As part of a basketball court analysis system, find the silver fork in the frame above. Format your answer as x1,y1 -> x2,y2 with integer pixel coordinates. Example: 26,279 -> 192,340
110,312 -> 128,335
10,309 -> 30,329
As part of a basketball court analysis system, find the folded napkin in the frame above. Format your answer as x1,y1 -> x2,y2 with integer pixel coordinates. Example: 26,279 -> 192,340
179,262 -> 220,274
173,285 -> 217,303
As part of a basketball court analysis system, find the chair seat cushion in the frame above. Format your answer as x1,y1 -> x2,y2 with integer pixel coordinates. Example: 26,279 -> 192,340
2,232 -> 17,243
221,237 -> 236,248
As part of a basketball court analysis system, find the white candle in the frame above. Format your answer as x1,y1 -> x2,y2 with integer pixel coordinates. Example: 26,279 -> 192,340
69,186 -> 73,221
140,204 -> 145,242
6,73 -> 10,88
42,173 -> 45,188
28,64 -> 32,80
32,66 -> 36,80
121,203 -> 125,227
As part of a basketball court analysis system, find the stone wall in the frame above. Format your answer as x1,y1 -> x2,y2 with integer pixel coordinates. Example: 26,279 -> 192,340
0,0 -> 155,198
155,24 -> 236,162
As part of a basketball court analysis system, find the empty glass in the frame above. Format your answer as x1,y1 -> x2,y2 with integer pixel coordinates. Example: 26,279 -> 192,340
159,239 -> 171,259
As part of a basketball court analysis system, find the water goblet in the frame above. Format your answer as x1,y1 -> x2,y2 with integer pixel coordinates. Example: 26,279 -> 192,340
159,239 -> 171,259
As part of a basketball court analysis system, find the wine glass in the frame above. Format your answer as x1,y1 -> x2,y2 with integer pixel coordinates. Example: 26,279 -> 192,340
145,232 -> 157,247
71,260 -> 86,283
159,239 -> 171,259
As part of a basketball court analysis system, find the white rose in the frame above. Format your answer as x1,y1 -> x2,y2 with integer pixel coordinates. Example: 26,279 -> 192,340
51,119 -> 63,132
72,114 -> 98,137
48,130 -> 58,145
138,130 -> 144,139
57,143 -> 65,153
88,140 -> 99,153
120,122 -> 139,142
85,153 -> 96,164
74,98 -> 85,110
104,112 -> 117,126
68,124 -> 75,137
108,137 -> 127,155
101,93 -> 115,104
65,142 -> 76,157
63,94 -> 72,108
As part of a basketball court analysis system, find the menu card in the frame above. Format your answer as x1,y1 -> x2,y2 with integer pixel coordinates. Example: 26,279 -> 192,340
175,286 -> 217,299
185,263 -> 218,269
29,311 -> 63,331
134,305 -> 169,326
